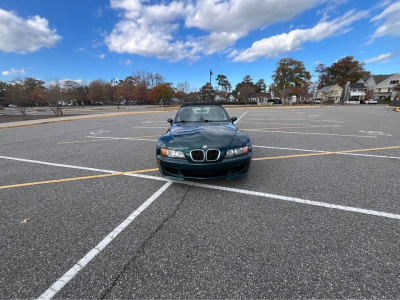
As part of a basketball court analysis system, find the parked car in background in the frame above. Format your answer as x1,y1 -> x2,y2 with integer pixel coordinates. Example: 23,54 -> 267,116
8,104 -> 18,107
313,99 -> 322,104
365,99 -> 378,104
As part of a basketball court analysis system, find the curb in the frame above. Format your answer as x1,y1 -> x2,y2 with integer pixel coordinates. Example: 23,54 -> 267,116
0,110 -> 175,129
387,105 -> 400,112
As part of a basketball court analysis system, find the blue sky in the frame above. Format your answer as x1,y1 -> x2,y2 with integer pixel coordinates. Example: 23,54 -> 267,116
0,0 -> 399,90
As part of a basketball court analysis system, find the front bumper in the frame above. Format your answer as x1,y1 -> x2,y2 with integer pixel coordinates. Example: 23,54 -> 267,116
157,153 -> 252,180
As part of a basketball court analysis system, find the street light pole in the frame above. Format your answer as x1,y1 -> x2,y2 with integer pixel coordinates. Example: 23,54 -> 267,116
111,78 -> 119,109
209,69 -> 213,102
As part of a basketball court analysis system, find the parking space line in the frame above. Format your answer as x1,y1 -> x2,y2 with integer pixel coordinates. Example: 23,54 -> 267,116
253,145 -> 400,161
0,168 -> 159,190
87,136 -> 158,141
2,155 -> 399,222
132,127 -> 167,129
187,181 -> 400,220
243,125 -> 342,130
3,144 -> 400,189
58,135 -> 160,144
0,155 -> 124,174
234,111 -> 247,124
238,122 -> 307,126
313,120 -> 345,123
253,145 -> 400,160
224,106 -> 323,110
244,129 -> 376,138
253,145 -> 325,153
38,181 -> 173,300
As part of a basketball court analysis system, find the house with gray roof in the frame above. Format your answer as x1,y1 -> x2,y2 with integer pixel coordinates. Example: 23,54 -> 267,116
357,73 -> 400,101
349,82 -> 367,101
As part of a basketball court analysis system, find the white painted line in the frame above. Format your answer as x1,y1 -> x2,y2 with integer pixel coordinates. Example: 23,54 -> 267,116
2,155 -> 400,222
132,126 -> 167,129
0,156 -> 118,174
253,145 -> 326,153
314,120 -> 345,123
37,181 -> 173,300
184,182 -> 400,220
86,136 -> 158,142
253,145 -> 400,160
89,130 -> 110,135
238,122 -> 307,126
244,129 -> 377,138
234,111 -> 247,124
0,155 -> 169,182
123,175 -> 400,220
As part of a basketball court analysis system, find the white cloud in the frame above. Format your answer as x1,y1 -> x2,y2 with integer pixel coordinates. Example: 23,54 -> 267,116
94,53 -> 105,59
369,1 -> 400,41
2,68 -> 26,76
93,6 -> 103,18
364,51 -> 397,63
105,0 -> 323,62
124,59 -> 131,65
77,47 -> 85,51
314,61 -> 323,65
372,0 -> 393,10
231,10 -> 369,62
92,39 -> 103,48
316,0 -> 348,15
0,8 -> 62,54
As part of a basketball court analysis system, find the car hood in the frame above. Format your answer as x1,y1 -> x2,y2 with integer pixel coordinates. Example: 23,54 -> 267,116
170,123 -> 237,150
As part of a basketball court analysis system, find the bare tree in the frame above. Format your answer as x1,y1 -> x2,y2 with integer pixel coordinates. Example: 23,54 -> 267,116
177,81 -> 191,103
45,77 -> 63,116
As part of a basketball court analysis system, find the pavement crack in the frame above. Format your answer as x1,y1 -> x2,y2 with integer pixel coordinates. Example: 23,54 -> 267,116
99,184 -> 193,299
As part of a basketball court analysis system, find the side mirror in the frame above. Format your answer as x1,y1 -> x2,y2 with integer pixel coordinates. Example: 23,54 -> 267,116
167,118 -> 173,125
231,116 -> 237,123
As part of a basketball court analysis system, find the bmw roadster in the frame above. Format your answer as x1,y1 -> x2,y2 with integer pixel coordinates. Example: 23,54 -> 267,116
156,103 -> 252,180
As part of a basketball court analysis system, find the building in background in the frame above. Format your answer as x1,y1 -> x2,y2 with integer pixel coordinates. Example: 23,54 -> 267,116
316,85 -> 343,103
349,83 -> 367,102
357,74 -> 400,102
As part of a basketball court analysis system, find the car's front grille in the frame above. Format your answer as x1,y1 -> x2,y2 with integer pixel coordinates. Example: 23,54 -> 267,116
206,150 -> 219,161
190,150 -> 204,161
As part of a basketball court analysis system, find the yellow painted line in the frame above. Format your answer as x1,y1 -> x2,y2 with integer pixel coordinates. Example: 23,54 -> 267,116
3,145 -> 400,189
57,135 -> 160,144
224,106 -> 325,110
253,145 -> 400,161
0,168 -> 159,190
242,125 -> 341,130
0,110 -> 176,130
242,118 -> 319,121
89,108 -> 127,111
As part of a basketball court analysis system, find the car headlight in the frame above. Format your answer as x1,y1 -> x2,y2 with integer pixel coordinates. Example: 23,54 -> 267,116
225,146 -> 249,158
160,148 -> 185,159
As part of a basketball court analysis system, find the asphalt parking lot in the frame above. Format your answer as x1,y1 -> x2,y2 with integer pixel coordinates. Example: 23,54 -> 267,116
1,105 -> 399,299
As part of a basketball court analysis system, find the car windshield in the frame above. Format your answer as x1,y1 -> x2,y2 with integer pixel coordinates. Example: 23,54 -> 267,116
174,105 -> 230,123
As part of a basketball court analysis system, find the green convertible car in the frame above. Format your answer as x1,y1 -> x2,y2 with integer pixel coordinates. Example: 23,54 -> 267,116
156,103 -> 252,180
